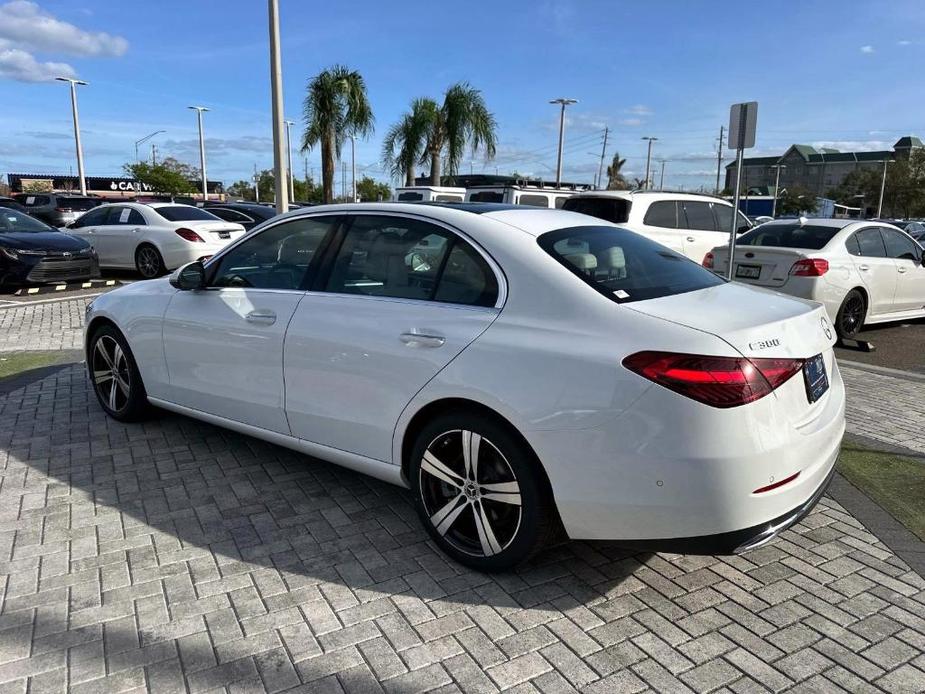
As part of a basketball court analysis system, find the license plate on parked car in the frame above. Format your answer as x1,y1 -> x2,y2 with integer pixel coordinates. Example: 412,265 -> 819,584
735,264 -> 761,279
218,232 -> 230,239
803,353 -> 829,403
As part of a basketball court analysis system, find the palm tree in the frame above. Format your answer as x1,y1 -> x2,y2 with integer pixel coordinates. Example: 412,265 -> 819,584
606,152 -> 629,190
422,83 -> 497,185
301,65 -> 374,203
381,98 -> 431,186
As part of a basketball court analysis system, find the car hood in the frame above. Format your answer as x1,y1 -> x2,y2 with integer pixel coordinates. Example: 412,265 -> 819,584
626,281 -> 835,359
0,231 -> 91,252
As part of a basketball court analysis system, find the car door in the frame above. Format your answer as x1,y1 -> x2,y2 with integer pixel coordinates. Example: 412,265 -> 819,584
284,213 -> 502,462
881,226 -> 925,312
90,206 -> 134,267
161,215 -> 340,433
68,206 -> 113,263
638,200 -> 684,255
107,206 -> 148,267
848,227 -> 897,316
678,200 -> 725,263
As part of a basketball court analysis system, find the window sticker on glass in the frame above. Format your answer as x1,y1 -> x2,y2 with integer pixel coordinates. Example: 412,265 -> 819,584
26,196 -> 35,205
119,208 -> 131,223
614,289 -> 630,299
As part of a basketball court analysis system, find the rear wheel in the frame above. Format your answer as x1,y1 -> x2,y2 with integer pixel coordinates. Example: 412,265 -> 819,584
409,412 -> 557,571
135,244 -> 165,279
88,325 -> 150,422
835,289 -> 866,340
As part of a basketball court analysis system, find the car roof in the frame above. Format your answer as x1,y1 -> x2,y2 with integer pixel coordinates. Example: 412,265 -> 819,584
755,218 -> 863,229
568,190 -> 733,204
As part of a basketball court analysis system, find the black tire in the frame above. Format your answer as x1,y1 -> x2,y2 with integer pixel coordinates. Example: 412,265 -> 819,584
835,289 -> 866,340
409,412 -> 558,572
87,324 -> 150,422
135,244 -> 165,279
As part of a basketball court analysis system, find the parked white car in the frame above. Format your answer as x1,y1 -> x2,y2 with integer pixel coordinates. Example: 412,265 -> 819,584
66,202 -> 246,278
466,185 -> 578,209
394,186 -> 465,203
563,191 -> 752,264
84,203 -> 844,570
706,218 -> 925,340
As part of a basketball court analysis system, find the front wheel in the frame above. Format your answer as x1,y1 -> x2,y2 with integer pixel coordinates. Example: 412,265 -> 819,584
88,325 -> 150,422
409,413 -> 558,572
835,289 -> 866,340
135,244 -> 165,279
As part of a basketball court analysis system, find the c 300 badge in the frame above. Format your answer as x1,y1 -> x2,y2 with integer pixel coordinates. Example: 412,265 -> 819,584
748,338 -> 780,351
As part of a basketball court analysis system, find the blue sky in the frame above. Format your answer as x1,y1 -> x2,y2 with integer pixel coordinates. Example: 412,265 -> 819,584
1,0 -> 924,192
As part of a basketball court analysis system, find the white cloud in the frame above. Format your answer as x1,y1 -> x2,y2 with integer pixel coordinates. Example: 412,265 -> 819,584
624,104 -> 652,116
620,118 -> 643,127
0,45 -> 74,82
898,39 -> 912,46
810,140 -> 892,152
0,1 -> 128,56
860,45 -> 875,54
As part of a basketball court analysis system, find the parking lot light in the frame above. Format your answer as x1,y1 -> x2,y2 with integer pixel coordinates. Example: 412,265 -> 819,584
55,77 -> 88,196
188,106 -> 210,203
642,137 -> 658,191
550,98 -> 578,187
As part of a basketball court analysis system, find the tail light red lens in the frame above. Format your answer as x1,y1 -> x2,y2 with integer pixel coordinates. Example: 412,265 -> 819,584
175,227 -> 204,243
702,252 -> 714,269
622,351 -> 804,408
790,258 -> 828,276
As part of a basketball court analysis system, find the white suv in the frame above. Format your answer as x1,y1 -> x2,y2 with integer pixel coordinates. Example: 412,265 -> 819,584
563,191 -> 752,263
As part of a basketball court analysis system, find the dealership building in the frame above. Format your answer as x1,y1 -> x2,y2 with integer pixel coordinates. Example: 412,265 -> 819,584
5,173 -> 225,201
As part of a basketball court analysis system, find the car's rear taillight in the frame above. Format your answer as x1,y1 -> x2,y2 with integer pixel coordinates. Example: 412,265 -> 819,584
175,227 -> 204,242
702,252 -> 714,269
622,351 -> 804,408
789,258 -> 828,276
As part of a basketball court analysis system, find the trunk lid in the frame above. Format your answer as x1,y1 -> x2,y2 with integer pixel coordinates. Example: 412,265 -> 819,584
626,281 -> 835,360
709,245 -> 809,288
184,221 -> 246,242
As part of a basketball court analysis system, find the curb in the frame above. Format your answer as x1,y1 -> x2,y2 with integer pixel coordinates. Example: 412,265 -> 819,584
838,359 -> 925,383
13,278 -> 118,297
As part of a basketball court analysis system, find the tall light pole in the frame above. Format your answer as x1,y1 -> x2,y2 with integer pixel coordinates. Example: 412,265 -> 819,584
350,135 -> 357,202
267,0 -> 289,213
188,106 -> 209,202
550,98 -> 578,187
877,159 -> 892,218
658,159 -> 666,190
771,162 -> 786,218
642,137 -> 658,190
134,130 -> 165,163
284,119 -> 295,202
56,77 -> 88,196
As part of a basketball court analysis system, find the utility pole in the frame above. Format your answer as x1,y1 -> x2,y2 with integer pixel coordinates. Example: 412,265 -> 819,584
284,119 -> 295,202
550,98 -> 578,187
134,130 -> 164,164
642,137 -> 658,190
253,164 -> 260,202
596,126 -> 609,190
350,135 -> 357,202
188,106 -> 209,202
658,159 -> 666,190
877,159 -> 891,218
715,125 -> 724,193
151,143 -> 157,166
267,0 -> 289,213
56,77 -> 88,196
303,157 -> 309,187
341,161 -> 346,202
771,163 -> 785,217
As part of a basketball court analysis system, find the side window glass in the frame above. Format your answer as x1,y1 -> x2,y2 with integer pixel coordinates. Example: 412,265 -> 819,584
73,207 -> 103,227
325,216 -> 451,301
713,204 -> 733,233
554,197 -> 567,209
211,217 -> 335,290
518,194 -> 550,207
845,234 -> 862,256
128,209 -> 146,225
681,201 -> 715,231
882,228 -> 920,261
434,242 -> 499,307
642,201 -> 677,228
736,211 -> 752,234
856,228 -> 887,258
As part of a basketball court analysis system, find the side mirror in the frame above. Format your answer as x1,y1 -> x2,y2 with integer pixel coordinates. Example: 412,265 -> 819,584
169,261 -> 205,290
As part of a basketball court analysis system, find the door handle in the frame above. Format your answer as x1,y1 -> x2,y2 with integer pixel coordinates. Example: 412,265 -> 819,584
400,332 -> 445,348
245,309 -> 277,325
858,264 -> 869,271
897,267 -> 907,273
686,236 -> 696,243
131,227 -> 140,233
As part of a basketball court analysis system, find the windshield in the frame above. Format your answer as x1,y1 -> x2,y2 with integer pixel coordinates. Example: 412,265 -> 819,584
736,224 -> 840,250
561,197 -> 631,224
154,206 -> 220,222
0,209 -> 54,233
539,225 -> 724,303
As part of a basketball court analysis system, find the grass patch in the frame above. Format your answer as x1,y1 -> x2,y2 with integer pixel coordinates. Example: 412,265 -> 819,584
0,351 -> 69,380
838,443 -> 925,541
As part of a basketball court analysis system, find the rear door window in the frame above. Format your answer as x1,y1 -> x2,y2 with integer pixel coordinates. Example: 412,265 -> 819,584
561,197 -> 631,223
881,227 -> 920,261
539,225 -> 724,303
680,201 -> 715,230
642,201 -> 678,228
469,191 -> 504,203
397,192 -> 424,201
856,228 -> 887,257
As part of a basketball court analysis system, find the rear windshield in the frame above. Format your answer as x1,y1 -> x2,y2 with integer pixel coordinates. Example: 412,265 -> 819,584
561,197 -> 631,224
539,225 -> 724,303
736,224 -> 840,250
58,197 -> 100,211
469,191 -> 504,203
0,210 -> 53,232
154,206 -> 220,222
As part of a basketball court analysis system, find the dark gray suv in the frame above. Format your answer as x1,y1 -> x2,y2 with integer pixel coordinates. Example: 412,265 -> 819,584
12,193 -> 101,227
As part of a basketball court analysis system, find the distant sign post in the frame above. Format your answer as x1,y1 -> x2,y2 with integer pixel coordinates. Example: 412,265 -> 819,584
726,101 -> 757,280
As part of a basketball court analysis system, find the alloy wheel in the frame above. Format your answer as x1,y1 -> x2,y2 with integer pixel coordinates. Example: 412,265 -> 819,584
418,429 -> 523,557
137,247 -> 160,278
840,294 -> 864,335
92,335 -> 131,412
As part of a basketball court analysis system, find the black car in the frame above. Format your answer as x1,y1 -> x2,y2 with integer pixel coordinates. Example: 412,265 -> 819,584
0,197 -> 31,215
203,202 -> 278,231
0,208 -> 99,287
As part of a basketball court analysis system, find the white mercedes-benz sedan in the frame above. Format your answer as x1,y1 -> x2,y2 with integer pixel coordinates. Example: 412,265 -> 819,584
66,202 -> 246,279
84,202 -> 845,571
705,218 -> 925,340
